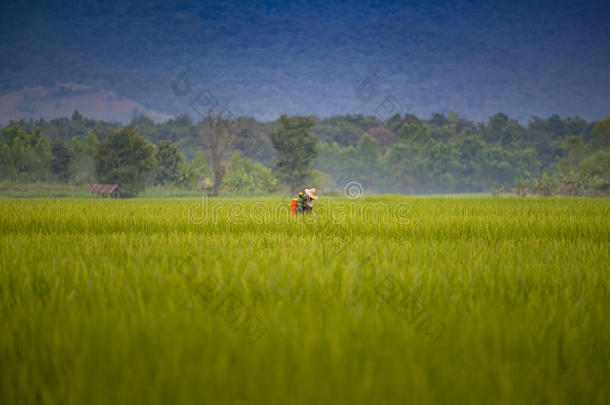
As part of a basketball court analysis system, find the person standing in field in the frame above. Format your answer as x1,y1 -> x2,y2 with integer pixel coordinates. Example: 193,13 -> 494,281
303,188 -> 318,213
296,192 -> 305,214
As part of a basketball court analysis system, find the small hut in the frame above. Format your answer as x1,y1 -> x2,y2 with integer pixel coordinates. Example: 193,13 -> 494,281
89,184 -> 121,198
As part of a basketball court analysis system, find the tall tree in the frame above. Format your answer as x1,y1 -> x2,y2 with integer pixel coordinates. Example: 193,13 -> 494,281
1,126 -> 51,181
154,140 -> 184,187
270,115 -> 317,193
558,136 -> 585,175
0,141 -> 15,181
50,140 -> 73,181
94,127 -> 157,195
592,118 -> 610,150
486,113 -> 527,147
197,112 -> 239,196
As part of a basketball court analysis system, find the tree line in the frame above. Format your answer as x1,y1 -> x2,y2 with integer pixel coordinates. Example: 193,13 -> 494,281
1,110 -> 608,197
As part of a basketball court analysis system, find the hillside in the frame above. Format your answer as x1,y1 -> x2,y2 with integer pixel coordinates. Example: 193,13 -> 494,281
1,0 -> 609,124
0,83 -> 170,125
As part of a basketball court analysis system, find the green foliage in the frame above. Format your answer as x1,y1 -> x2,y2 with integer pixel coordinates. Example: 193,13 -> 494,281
557,136 -> 586,175
354,134 -> 380,188
0,142 -> 16,181
314,133 -> 382,191
70,132 -> 98,185
316,118 -> 543,194
173,164 -> 196,189
222,152 -> 278,193
487,112 -> 527,147
270,115 -> 317,192
579,150 -> 610,196
150,140 -> 205,189
490,186 -> 505,197
50,139 -> 73,181
94,127 -> 157,195
580,150 -> 610,178
162,148 -> 210,190
0,111 -> 607,196
312,114 -> 389,146
191,149 -> 208,178
515,166 -> 609,197
315,142 -> 357,187
71,110 -> 83,121
0,126 -> 51,181
308,168 -> 337,192
8,113 -> 121,145
396,122 -> 431,144
154,140 -> 184,187
591,118 -> 610,150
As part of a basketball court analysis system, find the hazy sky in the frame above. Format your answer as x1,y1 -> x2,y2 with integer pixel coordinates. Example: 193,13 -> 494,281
1,0 -> 609,122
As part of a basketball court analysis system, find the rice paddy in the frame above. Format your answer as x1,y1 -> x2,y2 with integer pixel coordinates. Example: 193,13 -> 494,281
1,196 -> 609,404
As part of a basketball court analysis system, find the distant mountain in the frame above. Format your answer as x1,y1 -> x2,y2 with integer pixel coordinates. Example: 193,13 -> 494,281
0,83 -> 171,125
1,0 -> 608,124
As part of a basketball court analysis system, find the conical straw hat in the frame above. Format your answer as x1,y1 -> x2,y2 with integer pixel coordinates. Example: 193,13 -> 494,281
304,188 -> 318,199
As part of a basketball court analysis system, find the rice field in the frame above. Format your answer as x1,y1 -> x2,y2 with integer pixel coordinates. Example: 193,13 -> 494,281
1,196 -> 609,404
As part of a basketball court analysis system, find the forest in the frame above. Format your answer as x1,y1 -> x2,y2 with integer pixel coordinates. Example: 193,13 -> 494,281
1,110 -> 608,197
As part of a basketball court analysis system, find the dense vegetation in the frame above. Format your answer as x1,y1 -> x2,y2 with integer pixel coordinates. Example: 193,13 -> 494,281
1,111 -> 609,196
1,196 -> 609,404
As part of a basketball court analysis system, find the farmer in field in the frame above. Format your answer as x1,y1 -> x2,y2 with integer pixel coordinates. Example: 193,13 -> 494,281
296,192 -> 305,214
303,188 -> 318,213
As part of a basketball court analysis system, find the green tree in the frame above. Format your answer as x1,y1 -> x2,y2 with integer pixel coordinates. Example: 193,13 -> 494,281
50,140 -> 73,182
154,140 -> 184,186
557,136 -> 585,175
354,133 -> 380,190
222,152 -> 278,193
94,127 -> 157,195
71,110 -> 83,122
591,118 -> 610,150
579,150 -> 610,196
580,150 -> 610,178
270,115 -> 317,193
487,113 -> 527,147
397,122 -> 432,145
0,142 -> 16,181
1,126 -> 51,181
192,149 -> 208,178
